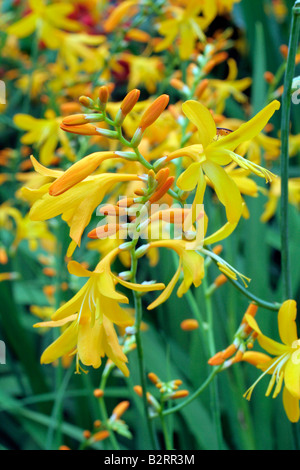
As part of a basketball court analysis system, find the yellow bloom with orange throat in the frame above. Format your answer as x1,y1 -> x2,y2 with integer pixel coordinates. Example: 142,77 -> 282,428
35,249 -> 165,374
243,300 -> 300,423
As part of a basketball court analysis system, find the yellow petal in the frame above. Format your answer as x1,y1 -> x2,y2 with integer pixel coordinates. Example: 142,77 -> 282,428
41,322 -> 78,364
278,300 -> 298,346
245,314 -> 288,356
283,386 -> 300,423
182,100 -> 216,149
115,275 -> 165,293
78,319 -> 102,369
210,100 -> 280,152
67,260 -> 92,278
177,162 -> 202,191
284,358 -> 300,399
147,258 -> 182,310
34,314 -> 77,328
203,161 -> 243,223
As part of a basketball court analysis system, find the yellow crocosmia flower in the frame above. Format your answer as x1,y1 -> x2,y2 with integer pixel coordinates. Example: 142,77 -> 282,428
208,58 -> 252,114
261,177 -> 300,223
215,0 -> 241,14
21,157 -> 141,255
147,231 -> 205,310
166,100 -> 280,239
7,0 -> 81,49
155,0 -> 213,60
123,54 -> 165,94
14,111 -> 75,165
243,300 -> 300,423
0,203 -> 55,252
34,249 -> 165,374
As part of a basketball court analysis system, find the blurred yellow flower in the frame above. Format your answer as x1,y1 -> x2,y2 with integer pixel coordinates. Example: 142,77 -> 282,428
243,300 -> 300,423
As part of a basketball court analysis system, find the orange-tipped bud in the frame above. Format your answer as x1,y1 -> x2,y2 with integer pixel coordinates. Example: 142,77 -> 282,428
83,430 -> 91,439
148,372 -> 160,385
62,114 -> 90,126
100,204 -> 126,216
112,401 -> 130,420
49,152 -> 115,196
133,385 -> 143,397
99,86 -> 109,106
104,1 -> 138,32
212,245 -> 223,255
264,71 -> 275,84
180,319 -> 199,331
0,248 -> 8,265
155,167 -> 170,186
221,344 -> 237,360
88,224 -> 121,239
208,352 -> 225,366
173,379 -> 183,386
280,44 -> 289,59
43,285 -> 55,297
232,349 -> 244,364
61,282 -> 69,291
134,188 -> 146,196
170,390 -> 189,400
60,102 -> 82,115
79,96 -> 94,108
60,122 -> 100,136
170,78 -> 186,91
59,445 -> 71,451
148,176 -> 175,203
214,274 -> 228,288
93,389 -> 104,398
139,95 -> 169,132
203,52 -> 228,74
92,430 -> 110,442
43,267 -> 56,277
117,197 -> 135,208
195,79 -> 209,99
125,28 -> 151,43
94,420 -> 102,428
120,89 -> 140,116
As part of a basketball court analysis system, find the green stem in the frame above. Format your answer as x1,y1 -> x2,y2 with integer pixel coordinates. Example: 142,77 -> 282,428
131,246 -> 157,450
161,367 -> 221,417
159,410 -> 173,450
280,1 -> 300,300
98,366 -> 120,451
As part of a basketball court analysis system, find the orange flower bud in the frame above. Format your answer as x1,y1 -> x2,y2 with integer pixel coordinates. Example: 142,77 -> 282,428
92,430 -> 110,442
148,372 -> 160,385
212,245 -> 223,255
120,89 -> 140,116
112,401 -> 130,420
148,176 -> 175,203
0,248 -> 8,264
180,319 -> 199,331
170,390 -> 189,400
125,28 -> 151,43
43,267 -> 56,277
62,114 -> 90,126
49,151 -> 115,196
139,95 -> 169,132
195,79 -> 209,99
264,71 -> 275,84
59,445 -> 71,451
133,385 -> 143,397
93,389 -> 104,398
280,44 -> 289,59
117,197 -> 135,208
208,352 -> 225,366
88,224 -> 121,239
170,78 -> 186,91
104,1 -> 138,32
99,86 -> 109,105
83,430 -> 91,439
94,420 -> 102,428
214,274 -> 228,288
60,122 -> 100,136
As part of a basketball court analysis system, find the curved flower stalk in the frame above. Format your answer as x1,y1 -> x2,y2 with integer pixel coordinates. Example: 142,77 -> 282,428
34,249 -> 165,374
242,300 -> 300,423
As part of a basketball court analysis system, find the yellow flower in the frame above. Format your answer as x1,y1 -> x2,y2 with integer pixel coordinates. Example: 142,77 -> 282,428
207,58 -> 252,114
166,100 -> 280,242
22,156 -> 140,256
34,249 -> 165,374
261,177 -> 300,223
7,0 -> 80,49
14,111 -> 75,165
243,300 -> 300,423
155,0 -> 211,60
123,54 -> 164,94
